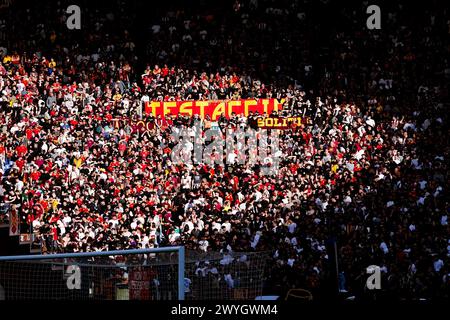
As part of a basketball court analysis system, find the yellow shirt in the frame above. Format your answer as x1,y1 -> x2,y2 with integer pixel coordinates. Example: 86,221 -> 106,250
377,105 -> 383,113
52,199 -> 59,211
74,158 -> 82,168
331,164 -> 338,173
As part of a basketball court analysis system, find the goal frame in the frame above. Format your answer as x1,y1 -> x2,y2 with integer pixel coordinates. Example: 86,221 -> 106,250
0,246 -> 185,300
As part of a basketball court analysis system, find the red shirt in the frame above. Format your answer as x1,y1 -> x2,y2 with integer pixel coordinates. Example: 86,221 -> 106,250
16,158 -> 25,170
52,227 -> 58,241
26,128 -> 33,140
16,145 -> 28,157
31,171 -> 41,181
45,161 -> 53,172
302,132 -> 312,144
118,143 -> 127,152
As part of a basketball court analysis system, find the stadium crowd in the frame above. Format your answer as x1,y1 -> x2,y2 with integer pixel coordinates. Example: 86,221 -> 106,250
0,0 -> 449,301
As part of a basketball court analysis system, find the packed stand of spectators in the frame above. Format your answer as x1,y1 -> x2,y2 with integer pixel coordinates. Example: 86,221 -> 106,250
0,0 -> 449,301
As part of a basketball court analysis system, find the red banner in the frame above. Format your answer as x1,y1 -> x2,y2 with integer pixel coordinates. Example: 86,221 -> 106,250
128,267 -> 156,300
144,99 -> 285,120
9,206 -> 19,236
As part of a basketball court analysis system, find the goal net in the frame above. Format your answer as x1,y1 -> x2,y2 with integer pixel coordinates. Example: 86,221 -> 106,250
0,247 -> 185,300
183,250 -> 269,300
0,248 -> 269,300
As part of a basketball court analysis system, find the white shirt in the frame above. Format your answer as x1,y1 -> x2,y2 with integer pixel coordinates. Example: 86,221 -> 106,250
433,259 -> 444,272
183,221 -> 194,233
199,240 -> 209,252
251,233 -> 261,248
288,222 -> 297,233
212,222 -> 221,231
184,278 -> 191,293
15,180 -> 24,191
419,180 -> 427,189
222,222 -> 231,232
227,152 -> 237,164
380,242 -> 389,254
63,216 -> 72,226
110,219 -> 119,228
151,25 -> 161,33
197,219 -> 204,231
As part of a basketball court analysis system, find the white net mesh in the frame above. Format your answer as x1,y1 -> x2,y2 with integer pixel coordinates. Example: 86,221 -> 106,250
184,251 -> 269,300
0,251 -> 180,300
